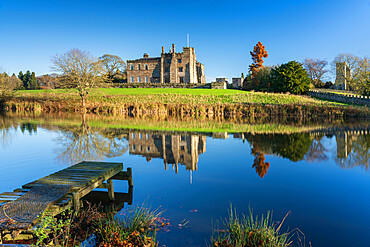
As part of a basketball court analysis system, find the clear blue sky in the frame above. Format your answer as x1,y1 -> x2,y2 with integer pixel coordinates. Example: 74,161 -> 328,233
0,0 -> 369,82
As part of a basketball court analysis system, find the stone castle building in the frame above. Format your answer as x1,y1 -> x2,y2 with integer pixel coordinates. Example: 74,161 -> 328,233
127,44 -> 205,84
335,62 -> 351,90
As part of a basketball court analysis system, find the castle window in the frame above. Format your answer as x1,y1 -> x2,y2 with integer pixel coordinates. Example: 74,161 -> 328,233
181,135 -> 185,141
165,78 -> 170,83
132,133 -> 135,139
138,64 -> 141,70
146,134 -> 150,139
145,77 -> 148,83
145,64 -> 148,70
179,77 -> 184,83
132,145 -> 136,151
167,59 -> 171,64
178,59 -> 182,63
178,67 -> 183,72
130,64 -> 133,70
131,77 -> 134,83
147,146 -> 150,152
165,68 -> 169,72
181,146 -> 185,151
138,77 -> 141,83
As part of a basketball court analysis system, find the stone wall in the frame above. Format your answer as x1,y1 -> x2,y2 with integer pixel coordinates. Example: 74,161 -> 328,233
119,83 -> 209,88
308,89 -> 370,106
211,81 -> 227,89
127,57 -> 161,83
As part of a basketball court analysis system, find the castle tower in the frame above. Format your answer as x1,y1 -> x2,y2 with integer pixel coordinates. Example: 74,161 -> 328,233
335,62 -> 351,90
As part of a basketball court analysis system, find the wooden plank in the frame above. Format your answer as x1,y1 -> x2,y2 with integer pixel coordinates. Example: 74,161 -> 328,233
13,188 -> 30,193
0,192 -> 25,196
0,196 -> 19,201
50,169 -> 103,174
39,177 -> 92,183
47,172 -> 99,178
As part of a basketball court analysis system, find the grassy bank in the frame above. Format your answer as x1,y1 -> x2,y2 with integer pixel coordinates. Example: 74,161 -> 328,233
2,203 -> 300,247
4,88 -> 370,119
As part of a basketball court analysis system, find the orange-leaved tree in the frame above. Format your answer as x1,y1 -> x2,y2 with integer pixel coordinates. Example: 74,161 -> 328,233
249,41 -> 268,77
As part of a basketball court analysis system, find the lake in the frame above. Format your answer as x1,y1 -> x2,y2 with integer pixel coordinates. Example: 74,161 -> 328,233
0,113 -> 369,246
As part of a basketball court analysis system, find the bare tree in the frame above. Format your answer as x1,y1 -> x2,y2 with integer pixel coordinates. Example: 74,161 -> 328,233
0,73 -> 21,106
303,58 -> 328,88
98,54 -> 126,81
331,53 -> 361,89
355,57 -> 370,95
37,74 -> 60,89
51,49 -> 105,110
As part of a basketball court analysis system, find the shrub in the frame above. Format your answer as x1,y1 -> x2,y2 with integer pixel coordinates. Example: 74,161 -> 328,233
210,207 -> 291,247
271,61 -> 311,94
243,67 -> 272,92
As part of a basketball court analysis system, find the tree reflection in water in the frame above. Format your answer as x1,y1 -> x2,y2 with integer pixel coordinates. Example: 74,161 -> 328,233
305,136 -> 328,163
251,144 -> 270,178
55,114 -> 128,166
0,115 -> 14,148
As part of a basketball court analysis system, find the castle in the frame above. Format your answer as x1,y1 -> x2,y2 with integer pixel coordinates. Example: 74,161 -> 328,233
335,62 -> 351,90
126,44 -> 205,84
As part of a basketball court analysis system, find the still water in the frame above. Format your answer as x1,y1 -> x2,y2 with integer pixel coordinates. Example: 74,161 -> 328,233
0,114 -> 369,246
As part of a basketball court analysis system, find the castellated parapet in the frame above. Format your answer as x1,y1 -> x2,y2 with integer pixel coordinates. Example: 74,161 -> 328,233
127,44 -> 205,84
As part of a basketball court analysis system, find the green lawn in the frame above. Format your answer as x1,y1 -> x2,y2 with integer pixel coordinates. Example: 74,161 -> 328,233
16,88 -> 337,106
98,88 -> 246,95
18,88 -> 246,96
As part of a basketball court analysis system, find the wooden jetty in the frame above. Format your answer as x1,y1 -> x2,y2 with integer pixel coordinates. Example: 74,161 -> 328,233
0,161 -> 133,243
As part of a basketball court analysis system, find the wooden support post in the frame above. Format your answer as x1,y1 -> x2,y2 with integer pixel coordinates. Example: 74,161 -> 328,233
72,192 -> 80,211
128,185 -> 133,205
107,179 -> 115,201
127,168 -> 133,187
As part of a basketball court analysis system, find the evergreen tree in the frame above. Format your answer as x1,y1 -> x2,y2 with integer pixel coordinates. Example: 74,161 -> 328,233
23,70 -> 31,89
28,72 -> 38,89
271,61 -> 311,94
18,71 -> 24,84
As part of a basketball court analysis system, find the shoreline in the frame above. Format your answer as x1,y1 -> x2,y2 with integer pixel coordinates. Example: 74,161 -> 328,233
2,88 -> 370,119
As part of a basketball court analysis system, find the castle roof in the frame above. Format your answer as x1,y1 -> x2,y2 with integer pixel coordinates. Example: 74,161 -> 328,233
127,57 -> 161,63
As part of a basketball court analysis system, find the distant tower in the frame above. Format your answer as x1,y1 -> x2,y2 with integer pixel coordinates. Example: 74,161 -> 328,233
335,62 -> 351,90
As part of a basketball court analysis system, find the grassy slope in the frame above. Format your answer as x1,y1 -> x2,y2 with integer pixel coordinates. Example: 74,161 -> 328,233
16,88 -> 347,106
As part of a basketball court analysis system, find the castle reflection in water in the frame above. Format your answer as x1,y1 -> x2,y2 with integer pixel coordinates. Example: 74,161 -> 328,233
128,131 -> 206,172
126,128 -> 369,176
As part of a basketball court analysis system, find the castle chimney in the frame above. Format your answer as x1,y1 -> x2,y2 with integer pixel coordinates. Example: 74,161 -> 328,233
172,44 -> 175,53
143,53 -> 149,58
162,46 -> 164,54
